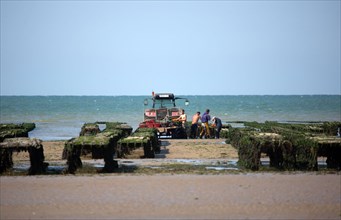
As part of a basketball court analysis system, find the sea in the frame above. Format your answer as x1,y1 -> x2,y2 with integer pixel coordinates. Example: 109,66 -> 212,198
0,95 -> 340,141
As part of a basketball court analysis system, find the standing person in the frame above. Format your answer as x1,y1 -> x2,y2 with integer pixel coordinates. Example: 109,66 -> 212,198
200,109 -> 211,138
212,116 -> 222,139
191,112 -> 201,138
175,109 -> 187,128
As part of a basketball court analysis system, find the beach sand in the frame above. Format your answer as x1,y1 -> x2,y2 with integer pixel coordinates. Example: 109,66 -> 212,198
11,139 -> 240,162
1,139 -> 341,219
1,174 -> 340,219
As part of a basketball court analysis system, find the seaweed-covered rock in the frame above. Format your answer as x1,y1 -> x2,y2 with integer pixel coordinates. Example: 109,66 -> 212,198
237,134 -> 261,170
315,136 -> 341,170
104,122 -> 133,137
227,122 -> 339,171
63,122 -> 130,174
79,123 -> 100,136
63,132 -> 121,174
0,123 -> 36,142
0,137 -> 47,175
117,128 -> 159,158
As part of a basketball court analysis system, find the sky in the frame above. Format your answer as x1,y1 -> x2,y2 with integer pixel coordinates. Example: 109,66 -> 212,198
0,0 -> 340,96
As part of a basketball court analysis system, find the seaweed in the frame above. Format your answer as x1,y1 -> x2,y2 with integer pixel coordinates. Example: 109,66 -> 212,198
117,128 -> 159,158
0,123 -> 36,142
103,122 -> 133,137
227,121 -> 340,171
0,137 -> 47,175
62,122 -> 129,174
62,122 -> 135,174
79,123 -> 100,136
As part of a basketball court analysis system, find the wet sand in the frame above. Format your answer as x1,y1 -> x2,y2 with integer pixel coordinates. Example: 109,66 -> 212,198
2,139 -> 341,219
12,139 -> 239,162
1,174 -> 340,219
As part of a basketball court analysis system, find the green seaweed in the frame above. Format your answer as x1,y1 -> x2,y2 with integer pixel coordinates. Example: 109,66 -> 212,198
62,122 -> 130,174
227,121 -> 340,171
0,123 -> 36,142
116,127 -> 159,159
0,137 -> 47,175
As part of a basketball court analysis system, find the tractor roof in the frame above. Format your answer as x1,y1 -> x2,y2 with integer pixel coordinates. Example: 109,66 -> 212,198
153,93 -> 175,100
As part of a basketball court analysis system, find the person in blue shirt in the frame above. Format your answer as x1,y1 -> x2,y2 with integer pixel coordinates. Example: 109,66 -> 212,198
199,109 -> 211,138
211,116 -> 222,139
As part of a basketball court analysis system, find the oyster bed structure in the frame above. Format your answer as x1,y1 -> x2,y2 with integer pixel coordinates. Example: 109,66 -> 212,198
1,121 -> 340,175
0,122 -> 48,175
226,121 -> 341,171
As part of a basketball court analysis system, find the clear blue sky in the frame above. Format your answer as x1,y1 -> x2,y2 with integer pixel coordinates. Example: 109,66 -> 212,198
1,0 -> 340,96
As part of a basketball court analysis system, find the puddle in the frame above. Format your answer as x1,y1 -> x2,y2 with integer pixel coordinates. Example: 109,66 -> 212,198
7,158 -> 332,175
120,160 -> 138,167
172,159 -> 239,166
13,164 -> 30,172
47,165 -> 65,171
93,164 -> 104,168
12,163 -> 66,174
121,160 -> 134,163
145,166 -> 164,169
205,167 -> 239,171
174,159 -> 204,165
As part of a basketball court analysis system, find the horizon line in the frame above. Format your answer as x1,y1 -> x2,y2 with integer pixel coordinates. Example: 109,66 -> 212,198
1,94 -> 340,97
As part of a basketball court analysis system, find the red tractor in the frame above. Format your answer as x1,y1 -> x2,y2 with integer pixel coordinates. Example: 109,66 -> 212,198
138,92 -> 189,138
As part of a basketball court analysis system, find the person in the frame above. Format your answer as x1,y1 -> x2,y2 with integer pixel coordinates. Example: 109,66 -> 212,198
190,112 -> 201,138
211,116 -> 222,139
174,109 -> 187,128
200,109 -> 211,138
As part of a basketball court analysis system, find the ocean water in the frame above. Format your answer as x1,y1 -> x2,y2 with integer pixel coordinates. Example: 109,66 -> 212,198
1,95 -> 340,140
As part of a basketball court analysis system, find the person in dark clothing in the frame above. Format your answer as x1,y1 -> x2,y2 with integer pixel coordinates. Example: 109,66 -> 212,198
211,116 -> 222,139
199,109 -> 211,138
191,111 -> 201,138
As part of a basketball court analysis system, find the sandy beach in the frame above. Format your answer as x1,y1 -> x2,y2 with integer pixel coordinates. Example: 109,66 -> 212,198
1,174 -> 340,219
1,139 -> 340,219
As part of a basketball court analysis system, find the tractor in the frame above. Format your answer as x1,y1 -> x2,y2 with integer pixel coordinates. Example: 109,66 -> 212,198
138,92 -> 190,138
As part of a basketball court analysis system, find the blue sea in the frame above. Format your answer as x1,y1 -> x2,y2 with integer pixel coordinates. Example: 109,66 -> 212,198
1,95 -> 340,140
